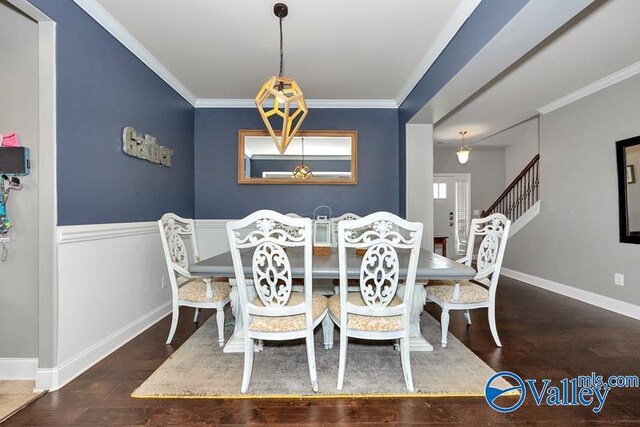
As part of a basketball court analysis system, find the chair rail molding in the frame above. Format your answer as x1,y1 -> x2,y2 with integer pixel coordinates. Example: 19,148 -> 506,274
57,221 -> 158,244
0,358 -> 39,380
502,268 -> 640,321
48,220 -> 172,391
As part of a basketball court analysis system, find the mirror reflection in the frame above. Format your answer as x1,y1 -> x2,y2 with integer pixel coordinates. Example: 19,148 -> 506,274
625,145 -> 640,234
238,130 -> 357,184
617,136 -> 640,243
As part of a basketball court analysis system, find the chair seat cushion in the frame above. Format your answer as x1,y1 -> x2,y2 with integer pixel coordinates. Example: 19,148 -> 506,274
178,278 -> 231,303
328,293 -> 404,332
426,280 -> 489,303
249,293 -> 328,333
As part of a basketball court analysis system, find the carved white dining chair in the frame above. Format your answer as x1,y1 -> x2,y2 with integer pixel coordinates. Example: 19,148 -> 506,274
226,210 -> 333,393
330,213 -> 361,246
425,213 -> 511,348
158,213 -> 231,345
330,213 -> 362,293
328,212 -> 423,391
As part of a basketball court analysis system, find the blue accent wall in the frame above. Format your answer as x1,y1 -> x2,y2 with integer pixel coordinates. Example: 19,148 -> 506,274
28,0 -> 195,225
397,0 -> 529,217
195,108 -> 399,218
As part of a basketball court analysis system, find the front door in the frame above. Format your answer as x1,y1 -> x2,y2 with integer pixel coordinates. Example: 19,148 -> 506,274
433,175 -> 456,257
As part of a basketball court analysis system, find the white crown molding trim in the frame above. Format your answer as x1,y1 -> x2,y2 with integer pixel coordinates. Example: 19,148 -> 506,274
57,221 -> 158,244
195,219 -> 232,229
195,99 -> 397,109
502,268 -> 640,321
7,0 -> 52,21
537,60 -> 640,115
72,0 -> 197,106
35,301 -> 171,391
0,358 -> 38,380
395,0 -> 482,106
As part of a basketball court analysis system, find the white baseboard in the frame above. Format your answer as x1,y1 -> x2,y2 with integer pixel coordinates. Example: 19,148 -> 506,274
502,268 -> 640,321
0,358 -> 38,380
35,301 -> 171,391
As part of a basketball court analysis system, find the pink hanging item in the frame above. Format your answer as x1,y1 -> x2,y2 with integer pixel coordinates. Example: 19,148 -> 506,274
1,133 -> 19,147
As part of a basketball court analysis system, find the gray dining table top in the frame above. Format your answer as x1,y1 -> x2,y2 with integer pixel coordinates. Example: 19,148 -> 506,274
190,248 -> 475,280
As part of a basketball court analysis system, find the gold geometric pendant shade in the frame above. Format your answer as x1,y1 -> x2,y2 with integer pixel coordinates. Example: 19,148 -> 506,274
255,76 -> 308,155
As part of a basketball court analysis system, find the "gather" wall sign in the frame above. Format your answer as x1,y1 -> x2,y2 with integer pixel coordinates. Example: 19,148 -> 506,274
122,126 -> 174,167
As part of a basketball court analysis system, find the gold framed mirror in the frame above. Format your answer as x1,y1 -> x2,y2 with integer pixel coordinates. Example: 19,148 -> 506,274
238,130 -> 358,185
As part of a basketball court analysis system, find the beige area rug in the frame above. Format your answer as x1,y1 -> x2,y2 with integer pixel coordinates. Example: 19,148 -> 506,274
133,314 -> 513,399
0,381 -> 44,423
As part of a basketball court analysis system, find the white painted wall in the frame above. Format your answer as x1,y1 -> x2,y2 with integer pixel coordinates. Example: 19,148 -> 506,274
504,73 -> 640,307
195,220 -> 230,259
0,2 -> 39,359
405,124 -> 434,250
41,223 -> 171,389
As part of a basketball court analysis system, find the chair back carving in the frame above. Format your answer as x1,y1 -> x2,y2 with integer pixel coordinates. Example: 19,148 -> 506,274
338,212 -> 423,320
331,213 -> 361,246
158,213 -> 200,292
227,210 -> 313,322
464,213 -> 511,286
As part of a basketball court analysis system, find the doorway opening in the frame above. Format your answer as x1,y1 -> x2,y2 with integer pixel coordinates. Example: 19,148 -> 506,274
433,173 -> 470,258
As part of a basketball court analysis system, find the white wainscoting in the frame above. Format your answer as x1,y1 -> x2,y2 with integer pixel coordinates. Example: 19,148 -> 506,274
195,219 -> 232,259
502,268 -> 640,321
0,358 -> 38,380
37,221 -> 172,391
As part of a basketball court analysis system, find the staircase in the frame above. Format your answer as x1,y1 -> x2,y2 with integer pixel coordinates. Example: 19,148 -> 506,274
482,154 -> 540,235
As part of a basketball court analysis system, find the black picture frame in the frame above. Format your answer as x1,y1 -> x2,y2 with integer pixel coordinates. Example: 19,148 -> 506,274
616,135 -> 640,243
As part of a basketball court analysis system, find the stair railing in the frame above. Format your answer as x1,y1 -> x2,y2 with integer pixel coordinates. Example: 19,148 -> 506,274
482,154 -> 539,222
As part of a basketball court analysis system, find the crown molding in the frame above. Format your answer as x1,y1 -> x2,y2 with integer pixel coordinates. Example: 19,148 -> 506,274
537,60 -> 640,115
195,99 -> 255,108
72,0 -> 197,106
195,98 -> 397,109
395,0 -> 482,106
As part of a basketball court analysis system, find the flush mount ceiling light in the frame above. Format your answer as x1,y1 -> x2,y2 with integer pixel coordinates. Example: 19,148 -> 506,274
255,3 -> 308,155
292,137 -> 313,179
456,130 -> 471,164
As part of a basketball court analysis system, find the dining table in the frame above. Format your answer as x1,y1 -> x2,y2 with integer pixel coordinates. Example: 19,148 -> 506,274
190,247 -> 476,353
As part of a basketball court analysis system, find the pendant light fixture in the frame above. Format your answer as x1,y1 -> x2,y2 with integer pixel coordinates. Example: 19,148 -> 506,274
456,130 -> 471,164
292,137 -> 313,179
255,3 -> 308,155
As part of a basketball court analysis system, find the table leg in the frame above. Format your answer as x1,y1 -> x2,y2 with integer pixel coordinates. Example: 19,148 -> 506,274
223,280 -> 263,353
396,284 -> 433,352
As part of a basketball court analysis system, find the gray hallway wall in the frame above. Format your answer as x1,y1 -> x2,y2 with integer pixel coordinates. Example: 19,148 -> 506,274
504,74 -> 640,306
0,2 -> 39,358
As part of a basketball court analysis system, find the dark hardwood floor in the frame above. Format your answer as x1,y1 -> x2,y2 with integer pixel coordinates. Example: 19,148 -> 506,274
6,277 -> 640,425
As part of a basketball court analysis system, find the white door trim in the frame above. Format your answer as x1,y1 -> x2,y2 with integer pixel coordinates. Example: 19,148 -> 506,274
7,0 -> 59,389
434,173 -> 471,257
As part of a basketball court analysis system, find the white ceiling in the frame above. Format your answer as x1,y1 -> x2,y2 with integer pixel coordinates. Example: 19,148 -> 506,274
434,0 -> 640,146
94,0 -> 466,101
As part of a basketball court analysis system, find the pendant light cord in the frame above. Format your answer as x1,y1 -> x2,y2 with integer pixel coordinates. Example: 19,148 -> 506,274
279,17 -> 284,77
301,137 -> 305,163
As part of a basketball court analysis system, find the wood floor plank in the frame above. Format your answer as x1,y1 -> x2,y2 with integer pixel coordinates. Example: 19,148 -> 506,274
5,277 -> 640,425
